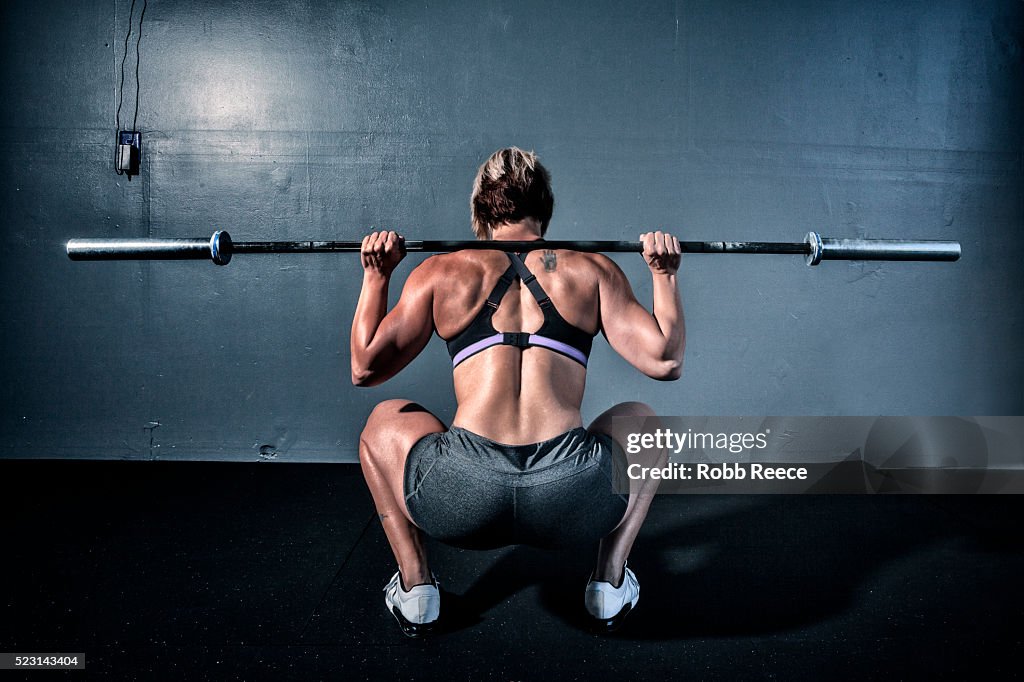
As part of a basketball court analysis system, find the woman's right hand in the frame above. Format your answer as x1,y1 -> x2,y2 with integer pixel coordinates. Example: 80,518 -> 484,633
640,231 -> 681,275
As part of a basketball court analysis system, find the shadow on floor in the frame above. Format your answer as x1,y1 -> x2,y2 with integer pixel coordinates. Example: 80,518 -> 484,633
431,495 -> 1021,640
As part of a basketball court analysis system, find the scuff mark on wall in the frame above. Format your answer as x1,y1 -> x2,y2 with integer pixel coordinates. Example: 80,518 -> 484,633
144,421 -> 161,460
254,426 -> 296,462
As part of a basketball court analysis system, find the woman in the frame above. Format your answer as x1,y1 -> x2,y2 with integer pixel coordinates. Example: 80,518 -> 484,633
352,147 -> 684,636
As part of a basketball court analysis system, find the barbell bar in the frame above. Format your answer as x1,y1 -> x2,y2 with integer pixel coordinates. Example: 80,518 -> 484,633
65,231 -> 961,267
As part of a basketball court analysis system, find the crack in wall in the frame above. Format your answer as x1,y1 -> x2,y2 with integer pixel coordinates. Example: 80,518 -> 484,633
143,421 -> 161,459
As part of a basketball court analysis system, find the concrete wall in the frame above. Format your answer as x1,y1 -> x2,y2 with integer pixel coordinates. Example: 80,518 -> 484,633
1,0 -> 1020,461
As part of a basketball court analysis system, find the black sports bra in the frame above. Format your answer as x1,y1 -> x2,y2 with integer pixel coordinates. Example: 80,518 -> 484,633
446,252 -> 595,368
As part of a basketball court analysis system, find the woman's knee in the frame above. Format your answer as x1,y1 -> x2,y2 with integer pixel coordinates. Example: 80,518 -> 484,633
359,399 -> 413,461
610,401 -> 655,419
589,401 -> 656,434
359,399 -> 442,466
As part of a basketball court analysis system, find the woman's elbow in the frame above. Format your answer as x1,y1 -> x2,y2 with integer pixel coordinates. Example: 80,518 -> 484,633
350,362 -> 375,387
652,359 -> 683,381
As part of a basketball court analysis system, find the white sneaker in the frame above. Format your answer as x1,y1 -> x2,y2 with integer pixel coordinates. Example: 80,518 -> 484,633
584,563 -> 639,632
383,571 -> 440,637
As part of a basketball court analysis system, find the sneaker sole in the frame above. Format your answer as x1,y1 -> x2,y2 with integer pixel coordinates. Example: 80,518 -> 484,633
389,603 -> 439,638
587,599 -> 636,634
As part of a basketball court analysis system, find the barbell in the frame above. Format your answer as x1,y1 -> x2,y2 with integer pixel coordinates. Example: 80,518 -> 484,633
65,231 -> 961,266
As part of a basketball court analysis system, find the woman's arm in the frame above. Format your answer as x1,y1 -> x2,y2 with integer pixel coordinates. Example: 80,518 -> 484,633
350,231 -> 436,387
597,231 -> 685,381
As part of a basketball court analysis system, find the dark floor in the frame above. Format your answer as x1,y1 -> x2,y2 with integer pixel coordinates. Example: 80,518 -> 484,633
0,461 -> 1021,680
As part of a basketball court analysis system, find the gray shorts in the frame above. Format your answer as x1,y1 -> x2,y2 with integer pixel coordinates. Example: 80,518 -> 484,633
404,426 -> 629,550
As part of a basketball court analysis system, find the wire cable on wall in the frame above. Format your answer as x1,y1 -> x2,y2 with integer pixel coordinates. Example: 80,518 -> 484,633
114,0 -> 147,177
133,0 -> 147,133
114,0 -> 137,140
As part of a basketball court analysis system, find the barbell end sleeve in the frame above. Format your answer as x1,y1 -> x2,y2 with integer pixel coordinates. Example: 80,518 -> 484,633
66,236 -> 217,262
804,232 -> 962,265
210,231 -> 233,265
819,236 -> 962,263
66,239 -> 97,261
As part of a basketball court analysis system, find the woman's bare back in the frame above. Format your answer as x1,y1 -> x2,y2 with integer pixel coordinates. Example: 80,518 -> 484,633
428,248 -> 603,444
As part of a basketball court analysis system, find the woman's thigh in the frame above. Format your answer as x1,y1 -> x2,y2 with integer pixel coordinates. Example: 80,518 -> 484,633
587,401 -> 657,524
359,399 -> 446,524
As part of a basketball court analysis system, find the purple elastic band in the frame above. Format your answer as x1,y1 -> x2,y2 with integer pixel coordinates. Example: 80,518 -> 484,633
451,333 -> 505,367
452,333 -> 589,368
526,335 -> 589,367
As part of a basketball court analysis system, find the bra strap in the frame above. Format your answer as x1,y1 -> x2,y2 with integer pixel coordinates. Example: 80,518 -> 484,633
484,263 -> 517,310
506,253 -> 551,308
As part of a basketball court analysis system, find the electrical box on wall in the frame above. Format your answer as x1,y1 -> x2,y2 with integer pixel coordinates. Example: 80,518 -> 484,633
116,131 -> 141,178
